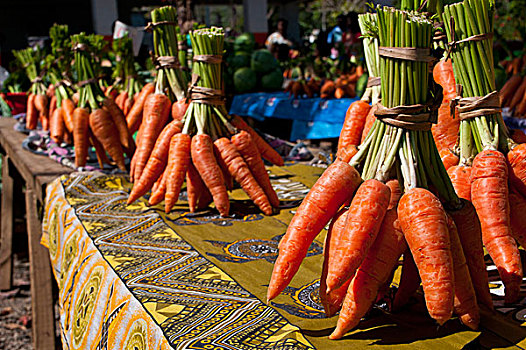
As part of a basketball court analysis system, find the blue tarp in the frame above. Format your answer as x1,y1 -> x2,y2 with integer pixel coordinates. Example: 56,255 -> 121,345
229,92 -> 359,140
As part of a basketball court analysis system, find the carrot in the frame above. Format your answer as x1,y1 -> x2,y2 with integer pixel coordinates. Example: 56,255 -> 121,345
510,129 -> 526,144
50,107 -> 64,144
214,137 -> 273,215
320,80 -> 336,99
127,82 -> 154,133
439,148 -> 460,170
471,150 -> 522,303
89,108 -> 126,171
187,162 -> 206,212
213,144 -> 234,191
508,190 -> 526,249
267,160 -> 362,301
133,93 -> 171,182
115,91 -> 127,111
34,94 -> 49,130
386,179 -> 401,210
433,59 -> 457,101
130,122 -> 145,183
26,93 -> 38,130
447,165 -> 472,201
432,102 -> 459,151
446,214 -> 480,330
171,99 -> 189,121
152,169 -> 164,194
337,100 -> 371,154
191,134 -> 230,217
164,133 -> 192,213
49,95 -> 57,121
392,252 -> 420,311
507,143 -> 526,198
361,104 -> 378,143
337,144 -> 358,163
127,120 -> 182,204
123,95 -> 134,116
330,208 -> 406,339
149,173 -> 167,206
397,188 -> 454,325
448,200 -> 494,310
72,92 -> 79,105
61,99 -> 75,133
500,75 -> 522,106
509,76 -> 526,109
320,207 -> 352,317
73,107 -> 90,168
103,97 -> 135,154
231,131 -> 280,208
231,115 -> 284,166
325,179 -> 391,292
291,81 -> 304,98
334,87 -> 345,99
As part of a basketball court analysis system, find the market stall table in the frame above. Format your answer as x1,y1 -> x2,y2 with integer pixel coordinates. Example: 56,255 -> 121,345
0,117 -> 73,349
43,165 -> 526,349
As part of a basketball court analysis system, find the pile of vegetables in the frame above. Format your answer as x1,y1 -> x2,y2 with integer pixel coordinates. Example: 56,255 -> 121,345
126,11 -> 284,217
267,0 -> 526,339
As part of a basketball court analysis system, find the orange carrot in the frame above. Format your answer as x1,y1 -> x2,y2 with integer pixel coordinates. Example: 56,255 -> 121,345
73,107 -> 90,168
34,94 -> 49,130
165,133 -> 192,213
337,100 -> 371,154
448,200 -> 493,310
127,82 -> 154,133
89,128 -> 111,169
171,99 -> 189,121
191,134 -> 230,217
325,179 -> 391,292
130,122 -> 145,183
49,95 -> 57,120
115,91 -> 127,110
398,188 -> 454,325
386,179 -> 401,210
231,115 -> 284,166
508,190 -> 526,249
50,107 -> 64,143
510,129 -> 526,144
103,97 -> 135,153
509,76 -> 526,109
337,144 -> 358,163
133,93 -> 171,182
127,120 -> 182,204
187,162 -> 206,212
361,104 -> 378,143
213,144 -> 234,191
214,137 -> 273,215
500,75 -> 522,106
149,173 -> 167,206
89,108 -> 126,171
267,160 -> 362,301
439,148 -> 460,170
392,252 -> 420,311
320,80 -> 336,99
433,59 -> 457,102
507,143 -> 526,198
320,207 -> 352,317
231,131 -> 280,208
472,150 -> 522,303
446,214 -> 480,330
62,98 -> 75,133
432,103 -> 459,151
330,208 -> 406,339
447,165 -> 472,201
123,95 -> 134,116
26,93 -> 38,130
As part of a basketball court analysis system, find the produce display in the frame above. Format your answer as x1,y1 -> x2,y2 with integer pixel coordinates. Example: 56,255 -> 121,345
268,0 -> 526,340
126,8 -> 284,217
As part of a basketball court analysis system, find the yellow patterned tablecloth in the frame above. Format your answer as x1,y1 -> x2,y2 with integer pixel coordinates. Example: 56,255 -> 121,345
42,164 -> 526,349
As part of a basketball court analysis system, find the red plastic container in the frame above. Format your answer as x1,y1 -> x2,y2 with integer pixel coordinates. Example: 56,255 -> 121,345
5,92 -> 28,115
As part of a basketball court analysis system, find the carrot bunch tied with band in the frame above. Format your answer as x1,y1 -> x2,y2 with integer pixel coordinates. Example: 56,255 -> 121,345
441,0 -> 525,304
127,26 -> 281,217
71,33 -> 131,171
269,5 -> 493,338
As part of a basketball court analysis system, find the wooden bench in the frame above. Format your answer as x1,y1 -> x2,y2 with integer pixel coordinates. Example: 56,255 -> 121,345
0,117 -> 73,349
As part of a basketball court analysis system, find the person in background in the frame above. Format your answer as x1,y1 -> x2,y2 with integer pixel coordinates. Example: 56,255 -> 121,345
266,18 -> 292,59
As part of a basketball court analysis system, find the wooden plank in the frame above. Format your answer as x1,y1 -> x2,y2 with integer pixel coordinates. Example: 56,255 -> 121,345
0,118 -> 72,198
0,155 -> 14,290
25,187 -> 56,350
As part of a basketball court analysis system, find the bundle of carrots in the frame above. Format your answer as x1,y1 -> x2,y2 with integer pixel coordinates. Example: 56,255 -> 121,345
110,36 -> 144,118
500,73 -> 526,118
13,47 -> 49,131
269,6 -> 493,338
70,33 -> 133,171
127,26 -> 283,217
441,0 -> 526,304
